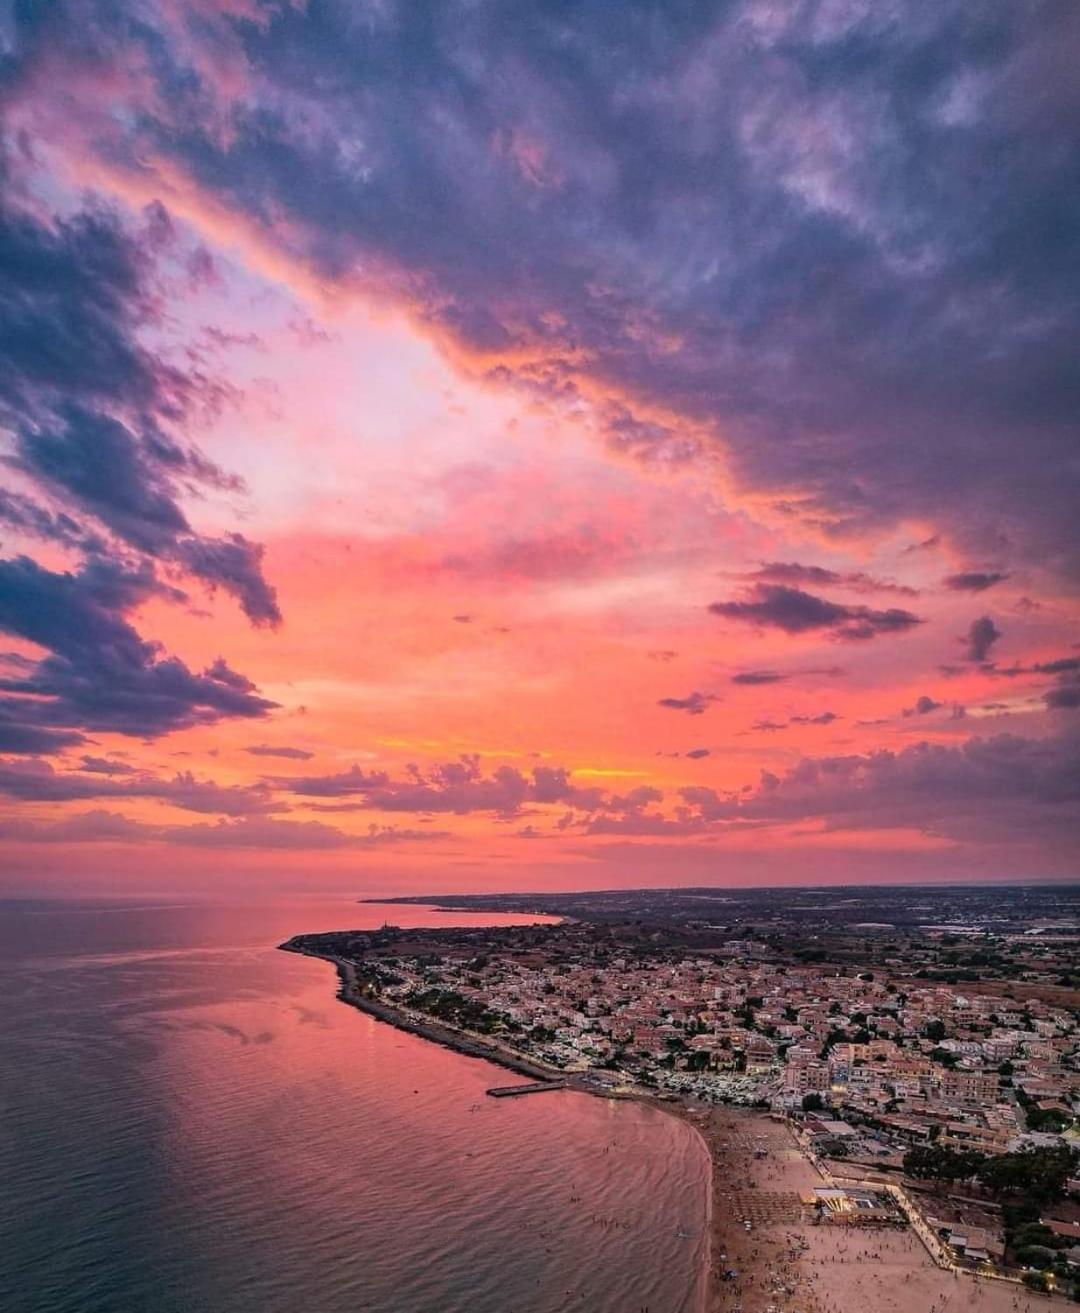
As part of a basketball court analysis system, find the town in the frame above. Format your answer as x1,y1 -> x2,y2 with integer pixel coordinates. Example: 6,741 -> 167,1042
289,882 -> 1080,1297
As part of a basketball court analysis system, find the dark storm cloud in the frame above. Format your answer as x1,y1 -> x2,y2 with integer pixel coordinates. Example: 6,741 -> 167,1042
709,585 -> 922,641
944,572 -> 1009,593
13,2 -> 1079,574
963,615 -> 1002,663
0,555 -> 275,740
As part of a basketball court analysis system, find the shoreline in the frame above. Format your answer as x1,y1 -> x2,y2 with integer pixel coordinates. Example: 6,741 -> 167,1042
280,938 -> 1073,1313
280,940 -> 563,1083
281,937 -> 714,1312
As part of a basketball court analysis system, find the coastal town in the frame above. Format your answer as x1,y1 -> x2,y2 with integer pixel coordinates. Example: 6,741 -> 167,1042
286,883 -> 1080,1309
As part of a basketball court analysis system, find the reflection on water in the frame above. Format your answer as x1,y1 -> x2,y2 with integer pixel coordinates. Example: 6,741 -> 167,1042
0,897 -> 708,1313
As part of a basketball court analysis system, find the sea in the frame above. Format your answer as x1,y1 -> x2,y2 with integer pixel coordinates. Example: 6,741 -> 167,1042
0,896 -> 710,1313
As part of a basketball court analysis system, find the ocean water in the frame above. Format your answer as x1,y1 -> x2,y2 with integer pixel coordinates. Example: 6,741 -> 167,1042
0,897 -> 709,1313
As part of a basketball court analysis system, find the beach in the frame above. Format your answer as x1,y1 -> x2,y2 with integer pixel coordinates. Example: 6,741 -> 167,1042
685,1105 -> 1076,1313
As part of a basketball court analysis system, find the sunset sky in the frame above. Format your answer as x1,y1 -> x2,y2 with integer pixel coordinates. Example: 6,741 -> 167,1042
1,1 -> 1078,894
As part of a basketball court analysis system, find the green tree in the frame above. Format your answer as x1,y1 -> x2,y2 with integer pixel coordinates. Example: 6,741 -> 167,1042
903,1145 -> 986,1182
978,1144 -> 1079,1205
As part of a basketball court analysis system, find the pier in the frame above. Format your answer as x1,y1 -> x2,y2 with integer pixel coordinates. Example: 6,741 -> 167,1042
486,1080 -> 565,1098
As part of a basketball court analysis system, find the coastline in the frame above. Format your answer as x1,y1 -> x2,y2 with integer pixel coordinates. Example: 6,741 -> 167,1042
281,937 -> 715,1311
281,938 -> 1072,1313
279,939 -> 563,1083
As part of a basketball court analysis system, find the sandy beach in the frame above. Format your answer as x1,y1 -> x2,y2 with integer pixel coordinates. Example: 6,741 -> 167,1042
684,1105 -> 1075,1313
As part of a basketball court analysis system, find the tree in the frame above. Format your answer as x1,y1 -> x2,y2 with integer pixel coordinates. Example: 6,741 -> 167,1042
979,1145 -> 1079,1205
924,1019 -> 947,1043
1026,1106 -> 1073,1133
903,1145 -> 986,1183
929,1046 -> 957,1067
802,1093 -> 824,1112
821,1028 -> 848,1056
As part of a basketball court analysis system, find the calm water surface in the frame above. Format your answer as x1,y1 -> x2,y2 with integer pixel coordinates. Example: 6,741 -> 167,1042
0,897 -> 709,1313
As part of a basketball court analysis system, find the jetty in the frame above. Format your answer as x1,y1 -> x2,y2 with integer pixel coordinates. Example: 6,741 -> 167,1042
486,1080 -> 566,1098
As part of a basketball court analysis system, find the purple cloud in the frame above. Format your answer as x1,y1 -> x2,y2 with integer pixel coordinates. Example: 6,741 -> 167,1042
15,4 -> 1078,574
0,555 -> 275,742
245,744 -> 315,761
658,692 -> 718,715
944,572 -> 1009,593
731,670 -> 785,686
710,585 -> 922,642
751,562 -> 916,597
0,759 -> 276,816
963,616 -> 1003,663
274,756 -> 606,817
902,695 -> 944,717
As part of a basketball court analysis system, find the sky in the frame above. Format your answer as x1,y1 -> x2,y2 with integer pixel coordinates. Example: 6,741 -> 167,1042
0,0 -> 1078,895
